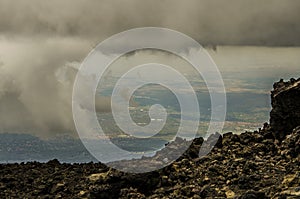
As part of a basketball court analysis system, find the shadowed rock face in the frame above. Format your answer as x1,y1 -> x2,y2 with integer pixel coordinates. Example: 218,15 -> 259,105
270,78 -> 300,140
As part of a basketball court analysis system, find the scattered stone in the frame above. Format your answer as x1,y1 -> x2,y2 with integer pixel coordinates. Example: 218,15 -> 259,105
225,189 -> 235,198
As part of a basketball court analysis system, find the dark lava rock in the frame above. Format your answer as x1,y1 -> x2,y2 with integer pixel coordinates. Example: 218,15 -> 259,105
270,78 -> 300,140
238,190 -> 267,199
0,78 -> 299,198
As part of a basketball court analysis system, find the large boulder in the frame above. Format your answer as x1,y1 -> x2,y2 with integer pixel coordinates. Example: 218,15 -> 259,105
270,78 -> 300,139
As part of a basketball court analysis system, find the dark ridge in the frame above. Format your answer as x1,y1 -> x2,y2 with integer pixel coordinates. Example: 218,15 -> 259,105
270,78 -> 300,140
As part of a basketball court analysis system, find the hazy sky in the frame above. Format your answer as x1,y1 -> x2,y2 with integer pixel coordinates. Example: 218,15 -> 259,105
0,0 -> 300,46
0,0 -> 299,138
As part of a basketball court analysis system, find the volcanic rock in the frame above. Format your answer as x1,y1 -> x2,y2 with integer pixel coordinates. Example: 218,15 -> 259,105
270,78 -> 300,140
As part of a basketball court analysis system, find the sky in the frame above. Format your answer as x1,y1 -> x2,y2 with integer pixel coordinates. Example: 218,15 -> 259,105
1,0 -> 300,45
0,0 -> 299,138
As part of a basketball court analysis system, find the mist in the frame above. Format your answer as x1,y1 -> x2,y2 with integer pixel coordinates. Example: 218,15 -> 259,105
0,0 -> 299,138
1,0 -> 300,45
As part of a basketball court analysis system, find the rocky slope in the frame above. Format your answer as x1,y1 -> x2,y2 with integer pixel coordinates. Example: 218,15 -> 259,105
0,78 -> 299,199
